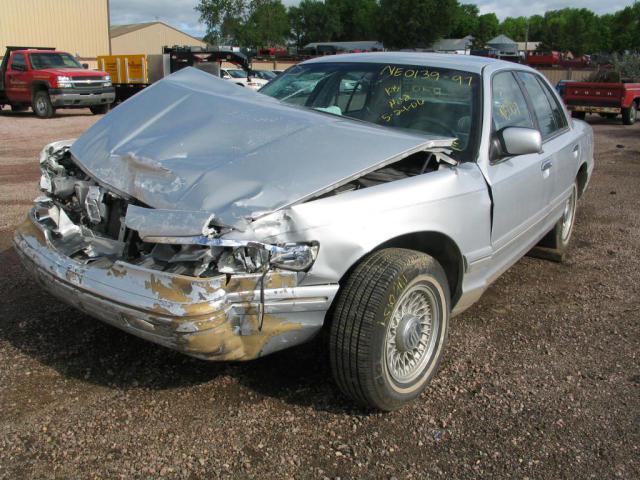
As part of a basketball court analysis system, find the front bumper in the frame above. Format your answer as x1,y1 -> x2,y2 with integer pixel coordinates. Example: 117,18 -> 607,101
13,213 -> 338,361
49,87 -> 115,107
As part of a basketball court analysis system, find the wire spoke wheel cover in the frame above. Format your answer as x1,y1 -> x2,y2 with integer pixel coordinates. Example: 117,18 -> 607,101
561,184 -> 577,244
384,282 -> 439,384
329,248 -> 450,410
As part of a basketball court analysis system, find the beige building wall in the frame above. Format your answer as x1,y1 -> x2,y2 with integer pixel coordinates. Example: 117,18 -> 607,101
0,0 -> 110,63
111,23 -> 207,55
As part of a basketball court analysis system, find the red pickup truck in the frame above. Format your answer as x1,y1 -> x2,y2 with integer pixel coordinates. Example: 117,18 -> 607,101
0,46 -> 115,118
562,80 -> 640,125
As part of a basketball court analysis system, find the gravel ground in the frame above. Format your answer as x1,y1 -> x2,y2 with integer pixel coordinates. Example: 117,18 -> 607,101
0,108 -> 638,479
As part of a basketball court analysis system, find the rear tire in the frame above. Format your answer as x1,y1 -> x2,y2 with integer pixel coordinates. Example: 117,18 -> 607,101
622,103 -> 637,125
329,248 -> 450,411
533,182 -> 578,262
32,91 -> 55,118
89,104 -> 110,115
571,111 -> 586,120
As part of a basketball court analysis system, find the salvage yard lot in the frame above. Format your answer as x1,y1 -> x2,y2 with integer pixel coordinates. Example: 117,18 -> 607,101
0,109 -> 638,479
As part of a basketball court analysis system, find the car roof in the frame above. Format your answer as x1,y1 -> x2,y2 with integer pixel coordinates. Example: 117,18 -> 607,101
302,52 -> 528,75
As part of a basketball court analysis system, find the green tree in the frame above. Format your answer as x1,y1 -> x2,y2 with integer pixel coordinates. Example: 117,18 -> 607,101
451,3 -> 479,38
288,0 -> 342,46
243,0 -> 290,47
378,0 -> 458,49
196,0 -> 246,44
472,13 -> 499,48
500,16 -> 527,42
326,0 -> 380,41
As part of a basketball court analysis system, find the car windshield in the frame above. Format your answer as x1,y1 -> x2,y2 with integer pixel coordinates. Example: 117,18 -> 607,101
256,70 -> 277,80
259,62 -> 481,161
30,53 -> 82,70
227,69 -> 247,79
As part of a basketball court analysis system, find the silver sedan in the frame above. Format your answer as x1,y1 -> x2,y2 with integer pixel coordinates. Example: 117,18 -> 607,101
14,53 -> 594,410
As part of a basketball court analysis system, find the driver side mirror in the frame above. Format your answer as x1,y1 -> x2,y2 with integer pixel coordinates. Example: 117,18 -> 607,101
82,63 -> 89,69
495,127 -> 542,158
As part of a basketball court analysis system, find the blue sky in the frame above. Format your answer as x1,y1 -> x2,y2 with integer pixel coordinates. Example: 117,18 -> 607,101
109,0 -> 638,38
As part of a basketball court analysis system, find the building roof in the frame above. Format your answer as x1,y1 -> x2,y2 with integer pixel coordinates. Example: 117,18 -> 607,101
487,35 -> 517,47
110,21 -> 206,45
431,35 -> 473,52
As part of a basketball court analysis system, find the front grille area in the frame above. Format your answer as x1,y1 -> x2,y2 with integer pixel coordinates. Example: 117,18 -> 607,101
71,77 -> 106,89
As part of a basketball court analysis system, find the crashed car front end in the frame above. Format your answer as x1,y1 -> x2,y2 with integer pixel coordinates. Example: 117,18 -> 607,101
14,67 -> 458,361
14,140 -> 336,361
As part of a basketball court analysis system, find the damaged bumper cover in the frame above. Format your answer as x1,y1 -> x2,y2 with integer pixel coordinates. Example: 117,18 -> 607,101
13,210 -> 338,361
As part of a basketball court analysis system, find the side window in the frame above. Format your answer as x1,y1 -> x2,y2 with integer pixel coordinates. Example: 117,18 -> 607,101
491,71 -> 534,131
11,53 -> 26,71
539,76 -> 568,130
516,72 -> 561,139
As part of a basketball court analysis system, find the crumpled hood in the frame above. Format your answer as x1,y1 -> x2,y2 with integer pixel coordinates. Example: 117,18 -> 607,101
70,67 -> 452,227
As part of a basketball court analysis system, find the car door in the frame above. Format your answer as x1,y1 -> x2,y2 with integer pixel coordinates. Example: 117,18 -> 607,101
484,70 -> 556,264
5,53 -> 30,102
515,71 -> 577,214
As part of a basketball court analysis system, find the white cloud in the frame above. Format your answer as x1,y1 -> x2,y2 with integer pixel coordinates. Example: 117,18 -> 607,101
109,0 -> 638,37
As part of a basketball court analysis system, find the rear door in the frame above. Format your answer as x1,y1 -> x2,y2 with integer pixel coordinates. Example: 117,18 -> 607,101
515,71 -> 577,215
5,53 -> 31,102
485,70 -> 555,262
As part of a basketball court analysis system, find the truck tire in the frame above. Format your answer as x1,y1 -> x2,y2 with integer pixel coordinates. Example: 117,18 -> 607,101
622,103 -> 637,125
571,111 -> 586,120
532,182 -> 578,262
32,91 -> 55,118
89,104 -> 110,115
329,248 -> 450,411
11,105 -> 28,112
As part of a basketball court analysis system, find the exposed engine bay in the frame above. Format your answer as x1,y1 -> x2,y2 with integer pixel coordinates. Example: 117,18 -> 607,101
37,141 -> 450,279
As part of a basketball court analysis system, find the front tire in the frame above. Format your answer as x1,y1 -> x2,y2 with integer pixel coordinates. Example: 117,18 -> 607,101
622,103 -> 637,125
329,248 -> 450,411
32,91 -> 55,118
89,104 -> 110,115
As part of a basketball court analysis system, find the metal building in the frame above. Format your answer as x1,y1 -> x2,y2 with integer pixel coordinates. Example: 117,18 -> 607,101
110,22 -> 207,55
0,0 -> 110,68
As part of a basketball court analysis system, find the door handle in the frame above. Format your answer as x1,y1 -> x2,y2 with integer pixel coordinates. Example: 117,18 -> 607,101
541,160 -> 553,172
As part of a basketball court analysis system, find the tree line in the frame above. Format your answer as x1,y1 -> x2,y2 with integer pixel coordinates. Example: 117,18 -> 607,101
195,0 -> 640,55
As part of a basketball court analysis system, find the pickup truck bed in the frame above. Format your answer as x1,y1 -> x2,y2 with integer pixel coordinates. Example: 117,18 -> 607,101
562,81 -> 640,125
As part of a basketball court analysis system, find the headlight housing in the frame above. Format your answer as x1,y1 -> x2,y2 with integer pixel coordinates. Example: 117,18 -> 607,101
57,76 -> 73,88
269,243 -> 319,271
193,242 -> 319,274
142,234 -> 319,275
104,75 -> 112,87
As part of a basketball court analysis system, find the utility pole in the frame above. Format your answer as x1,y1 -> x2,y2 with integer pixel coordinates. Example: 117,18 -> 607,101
524,17 -> 529,63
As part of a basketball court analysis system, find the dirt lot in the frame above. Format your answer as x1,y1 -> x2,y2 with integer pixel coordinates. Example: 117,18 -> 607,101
0,108 -> 638,479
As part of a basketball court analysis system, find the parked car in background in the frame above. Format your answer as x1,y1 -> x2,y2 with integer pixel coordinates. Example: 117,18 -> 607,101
252,70 -> 278,82
14,53 -> 594,411
0,46 -> 114,117
220,68 -> 268,90
562,80 -> 640,124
